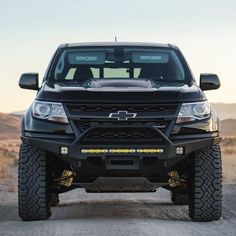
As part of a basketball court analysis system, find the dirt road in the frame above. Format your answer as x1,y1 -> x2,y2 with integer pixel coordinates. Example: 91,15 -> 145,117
0,185 -> 236,236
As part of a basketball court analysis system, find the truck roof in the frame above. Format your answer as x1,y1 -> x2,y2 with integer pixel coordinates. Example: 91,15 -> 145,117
58,42 -> 177,49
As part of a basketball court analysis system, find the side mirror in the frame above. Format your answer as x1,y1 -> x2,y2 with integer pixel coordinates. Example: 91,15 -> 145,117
200,74 -> 221,91
19,73 -> 39,90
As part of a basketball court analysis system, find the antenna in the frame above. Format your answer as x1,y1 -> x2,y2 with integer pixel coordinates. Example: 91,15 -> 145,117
115,36 -> 117,42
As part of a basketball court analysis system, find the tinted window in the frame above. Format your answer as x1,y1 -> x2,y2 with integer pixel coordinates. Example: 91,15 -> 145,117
53,47 -> 185,83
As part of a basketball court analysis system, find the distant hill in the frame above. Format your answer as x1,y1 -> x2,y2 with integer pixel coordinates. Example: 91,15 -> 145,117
10,110 -> 25,117
0,113 -> 20,139
211,103 -> 236,120
221,119 -> 236,137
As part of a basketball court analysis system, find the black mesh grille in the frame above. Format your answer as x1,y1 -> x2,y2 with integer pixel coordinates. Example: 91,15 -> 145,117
75,120 -> 169,133
65,103 -> 178,144
67,104 -> 178,115
82,127 -> 163,143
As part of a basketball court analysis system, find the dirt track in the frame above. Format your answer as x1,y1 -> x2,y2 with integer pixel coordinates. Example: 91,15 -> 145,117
0,185 -> 236,236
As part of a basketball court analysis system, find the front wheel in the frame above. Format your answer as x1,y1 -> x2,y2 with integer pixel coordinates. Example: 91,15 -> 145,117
189,144 -> 222,222
18,144 -> 51,221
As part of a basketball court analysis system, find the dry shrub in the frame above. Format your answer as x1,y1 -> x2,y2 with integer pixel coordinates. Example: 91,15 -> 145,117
0,148 -> 18,192
0,139 -> 19,192
221,137 -> 236,147
0,145 -> 18,177
0,154 -> 16,180
222,147 -> 236,155
221,138 -> 236,183
222,153 -> 236,183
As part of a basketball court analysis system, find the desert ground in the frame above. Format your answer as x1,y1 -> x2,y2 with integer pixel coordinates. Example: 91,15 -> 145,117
0,112 -> 236,235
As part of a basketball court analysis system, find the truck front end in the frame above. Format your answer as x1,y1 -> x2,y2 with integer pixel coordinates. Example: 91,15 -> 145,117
18,42 -> 222,221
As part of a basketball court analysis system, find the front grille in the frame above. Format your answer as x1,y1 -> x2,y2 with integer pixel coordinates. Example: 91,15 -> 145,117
75,120 -> 169,133
81,127 -> 163,143
65,103 -> 178,144
67,104 -> 178,115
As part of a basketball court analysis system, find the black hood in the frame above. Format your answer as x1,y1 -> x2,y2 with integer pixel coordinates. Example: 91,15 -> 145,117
37,79 -> 206,103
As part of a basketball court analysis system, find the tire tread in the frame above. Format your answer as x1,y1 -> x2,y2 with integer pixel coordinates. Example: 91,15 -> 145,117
18,144 -> 51,221
189,144 -> 222,222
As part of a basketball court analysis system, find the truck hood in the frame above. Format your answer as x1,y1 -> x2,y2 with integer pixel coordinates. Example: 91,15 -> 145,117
38,79 -> 206,103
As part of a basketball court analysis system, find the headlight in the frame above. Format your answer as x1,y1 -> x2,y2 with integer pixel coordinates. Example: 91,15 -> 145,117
176,101 -> 211,123
32,100 -> 68,124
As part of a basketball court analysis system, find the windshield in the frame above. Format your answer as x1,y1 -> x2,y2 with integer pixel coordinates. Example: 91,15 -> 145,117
52,47 -> 186,84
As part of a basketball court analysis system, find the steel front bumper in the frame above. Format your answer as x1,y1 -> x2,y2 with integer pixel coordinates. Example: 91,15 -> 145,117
21,135 -> 221,160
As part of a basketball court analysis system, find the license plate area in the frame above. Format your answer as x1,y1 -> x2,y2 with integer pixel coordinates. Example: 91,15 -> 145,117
106,156 -> 139,170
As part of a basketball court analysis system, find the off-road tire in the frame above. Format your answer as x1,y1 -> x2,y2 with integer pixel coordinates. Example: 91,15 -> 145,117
171,192 -> 189,205
189,144 -> 222,222
18,144 -> 51,221
51,194 -> 59,207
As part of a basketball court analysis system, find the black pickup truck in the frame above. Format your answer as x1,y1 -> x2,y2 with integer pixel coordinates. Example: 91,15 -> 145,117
18,42 -> 222,222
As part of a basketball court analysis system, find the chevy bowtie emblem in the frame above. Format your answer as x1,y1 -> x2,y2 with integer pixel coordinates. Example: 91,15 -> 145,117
108,111 -> 137,121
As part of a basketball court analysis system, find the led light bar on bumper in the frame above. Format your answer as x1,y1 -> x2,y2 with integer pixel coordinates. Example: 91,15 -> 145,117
81,148 -> 164,154
32,100 -> 68,124
176,101 -> 211,123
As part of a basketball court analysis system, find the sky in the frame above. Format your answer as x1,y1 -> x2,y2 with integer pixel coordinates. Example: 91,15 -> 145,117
0,0 -> 236,113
